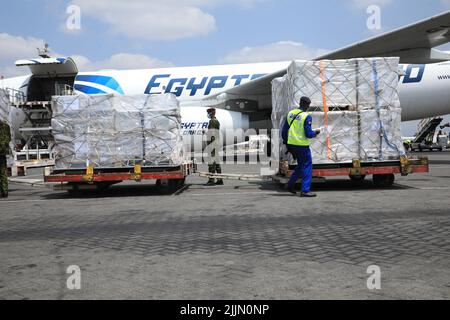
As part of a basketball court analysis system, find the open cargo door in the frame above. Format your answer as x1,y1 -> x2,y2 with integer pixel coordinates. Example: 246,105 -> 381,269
15,57 -> 78,77
15,57 -> 78,101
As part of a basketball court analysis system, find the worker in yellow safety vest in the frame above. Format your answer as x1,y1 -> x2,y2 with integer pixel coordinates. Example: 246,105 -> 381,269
281,97 -> 321,197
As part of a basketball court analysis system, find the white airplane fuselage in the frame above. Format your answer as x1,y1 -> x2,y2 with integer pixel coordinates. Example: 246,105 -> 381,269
1,60 -> 450,135
72,61 -> 450,121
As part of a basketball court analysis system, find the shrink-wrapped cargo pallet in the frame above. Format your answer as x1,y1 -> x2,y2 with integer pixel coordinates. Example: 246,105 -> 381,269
272,58 -> 406,164
0,89 -> 14,166
0,89 -> 9,123
51,93 -> 184,169
0,88 -> 27,162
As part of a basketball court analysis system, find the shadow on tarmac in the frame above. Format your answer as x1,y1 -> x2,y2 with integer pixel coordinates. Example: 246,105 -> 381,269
41,183 -> 190,200
254,179 -> 415,194
39,178 -> 416,200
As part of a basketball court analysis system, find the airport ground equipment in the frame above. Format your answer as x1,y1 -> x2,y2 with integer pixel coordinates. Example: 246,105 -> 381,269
1,56 -> 79,172
201,58 -> 429,188
274,156 -> 429,188
437,134 -> 449,149
13,100 -> 54,164
45,93 -> 189,193
44,162 -> 196,193
0,88 -> 55,175
200,156 -> 429,188
410,117 -> 444,151
268,58 -> 429,187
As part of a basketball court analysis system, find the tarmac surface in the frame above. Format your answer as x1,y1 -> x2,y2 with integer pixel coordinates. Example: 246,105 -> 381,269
0,153 -> 449,300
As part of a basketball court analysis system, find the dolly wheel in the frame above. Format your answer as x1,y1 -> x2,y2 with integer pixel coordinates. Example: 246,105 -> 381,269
373,174 -> 395,188
66,183 -> 81,195
168,178 -> 185,190
349,174 -> 366,182
156,179 -> 185,194
96,181 -> 119,191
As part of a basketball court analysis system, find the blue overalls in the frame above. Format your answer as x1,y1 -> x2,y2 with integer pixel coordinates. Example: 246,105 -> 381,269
281,111 -> 317,193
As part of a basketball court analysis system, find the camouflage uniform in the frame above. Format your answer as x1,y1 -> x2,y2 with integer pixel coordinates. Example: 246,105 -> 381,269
0,120 -> 11,198
206,117 -> 223,185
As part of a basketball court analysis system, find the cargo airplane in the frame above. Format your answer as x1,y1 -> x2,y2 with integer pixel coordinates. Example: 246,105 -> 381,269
1,10 -> 450,142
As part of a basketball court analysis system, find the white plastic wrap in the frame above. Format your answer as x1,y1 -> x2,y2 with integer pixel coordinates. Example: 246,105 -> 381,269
52,93 -> 183,169
0,89 -> 10,123
0,89 -> 26,163
272,58 -> 406,164
307,108 -> 405,163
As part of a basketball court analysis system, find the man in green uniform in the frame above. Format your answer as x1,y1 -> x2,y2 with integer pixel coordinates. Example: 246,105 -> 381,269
205,108 -> 224,186
0,119 -> 11,198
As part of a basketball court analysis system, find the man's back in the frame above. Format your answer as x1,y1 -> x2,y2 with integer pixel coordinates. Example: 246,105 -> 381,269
208,118 -> 220,130
207,117 -> 220,143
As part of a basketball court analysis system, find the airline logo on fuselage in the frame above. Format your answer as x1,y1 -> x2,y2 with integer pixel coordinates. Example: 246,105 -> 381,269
144,73 -> 267,97
401,64 -> 425,84
75,64 -> 427,98
144,66 -> 426,98
181,122 -> 209,136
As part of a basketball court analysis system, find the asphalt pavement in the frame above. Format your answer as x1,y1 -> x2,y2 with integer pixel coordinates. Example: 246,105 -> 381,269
0,154 -> 449,300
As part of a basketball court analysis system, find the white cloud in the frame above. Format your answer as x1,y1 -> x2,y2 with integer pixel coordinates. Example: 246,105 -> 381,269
68,55 -> 92,72
0,33 -> 53,77
71,53 -> 174,71
0,33 -> 48,60
0,33 -> 173,78
68,0 -> 265,41
220,41 -> 329,64
0,66 -> 29,78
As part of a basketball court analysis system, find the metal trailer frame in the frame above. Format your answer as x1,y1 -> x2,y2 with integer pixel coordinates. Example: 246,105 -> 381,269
410,143 -> 443,152
199,156 -> 429,188
44,162 -> 196,191
274,156 -> 429,187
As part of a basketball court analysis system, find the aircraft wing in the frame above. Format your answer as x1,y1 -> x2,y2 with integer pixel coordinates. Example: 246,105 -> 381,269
205,68 -> 287,99
318,10 -> 450,63
202,67 -> 288,111
205,11 -> 450,105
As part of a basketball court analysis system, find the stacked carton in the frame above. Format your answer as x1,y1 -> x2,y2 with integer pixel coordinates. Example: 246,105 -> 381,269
272,58 -> 405,164
52,93 -> 183,169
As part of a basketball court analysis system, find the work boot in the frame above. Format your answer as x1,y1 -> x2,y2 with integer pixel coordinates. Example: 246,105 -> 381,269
205,180 -> 216,186
215,179 -> 224,186
301,192 -> 317,198
287,185 -> 297,195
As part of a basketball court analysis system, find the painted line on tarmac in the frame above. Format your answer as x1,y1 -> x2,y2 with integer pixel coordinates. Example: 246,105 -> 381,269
418,187 -> 450,190
173,184 -> 190,196
0,199 -> 56,203
186,191 -> 278,197
0,197 -> 107,204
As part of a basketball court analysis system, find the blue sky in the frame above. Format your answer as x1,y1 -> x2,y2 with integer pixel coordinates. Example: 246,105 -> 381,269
0,0 -> 449,134
1,0 -> 450,72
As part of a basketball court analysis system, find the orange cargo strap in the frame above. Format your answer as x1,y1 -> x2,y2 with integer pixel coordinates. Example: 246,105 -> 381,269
320,60 -> 332,160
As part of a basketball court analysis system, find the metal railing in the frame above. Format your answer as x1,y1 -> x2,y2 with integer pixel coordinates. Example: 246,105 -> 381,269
414,117 -> 444,144
55,84 -> 75,96
3,87 -> 26,105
